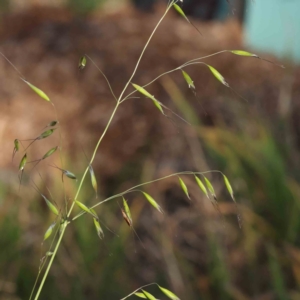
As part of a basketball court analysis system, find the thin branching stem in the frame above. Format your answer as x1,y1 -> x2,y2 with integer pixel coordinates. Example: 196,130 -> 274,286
120,282 -> 158,300
29,222 -> 61,300
118,1 -> 174,102
33,221 -> 67,300
181,50 -> 228,67
85,54 -> 118,102
50,103 -> 68,213
119,68 -> 181,104
120,50 -> 229,104
71,170 -> 223,221
0,51 -> 25,79
32,3 -> 174,299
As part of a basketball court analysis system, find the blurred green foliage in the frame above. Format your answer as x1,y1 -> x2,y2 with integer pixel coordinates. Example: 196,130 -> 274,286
3,88 -> 300,299
67,0 -> 104,14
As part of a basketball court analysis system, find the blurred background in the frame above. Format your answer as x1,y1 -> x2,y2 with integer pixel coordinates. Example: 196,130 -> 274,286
1,0 -> 300,299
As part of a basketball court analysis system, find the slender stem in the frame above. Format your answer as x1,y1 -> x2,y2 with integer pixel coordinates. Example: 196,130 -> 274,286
120,50 -> 229,104
181,50 -> 228,67
120,282 -> 158,300
33,221 -> 67,300
68,0 -> 173,218
94,170 -> 222,207
67,101 -> 120,217
50,102 -> 68,213
33,96 -> 120,300
71,170 -> 222,221
120,68 -> 181,104
32,3 -> 174,299
0,51 -> 25,79
29,221 -> 61,300
118,1 -> 174,102
85,54 -> 118,102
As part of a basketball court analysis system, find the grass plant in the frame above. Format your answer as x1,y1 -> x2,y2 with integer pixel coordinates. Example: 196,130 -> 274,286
1,1 -> 285,299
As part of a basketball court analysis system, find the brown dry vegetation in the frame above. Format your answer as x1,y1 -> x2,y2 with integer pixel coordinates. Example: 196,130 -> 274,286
0,5 -> 245,175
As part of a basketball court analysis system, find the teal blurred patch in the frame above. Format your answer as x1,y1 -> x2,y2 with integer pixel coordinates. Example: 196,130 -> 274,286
245,0 -> 300,64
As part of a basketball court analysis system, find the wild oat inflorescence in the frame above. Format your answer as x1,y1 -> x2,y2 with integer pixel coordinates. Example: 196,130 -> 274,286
2,0 -> 284,299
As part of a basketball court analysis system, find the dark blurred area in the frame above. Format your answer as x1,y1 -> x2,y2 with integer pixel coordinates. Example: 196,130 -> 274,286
1,1 -> 300,300
133,0 -> 245,20
133,0 -> 219,19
